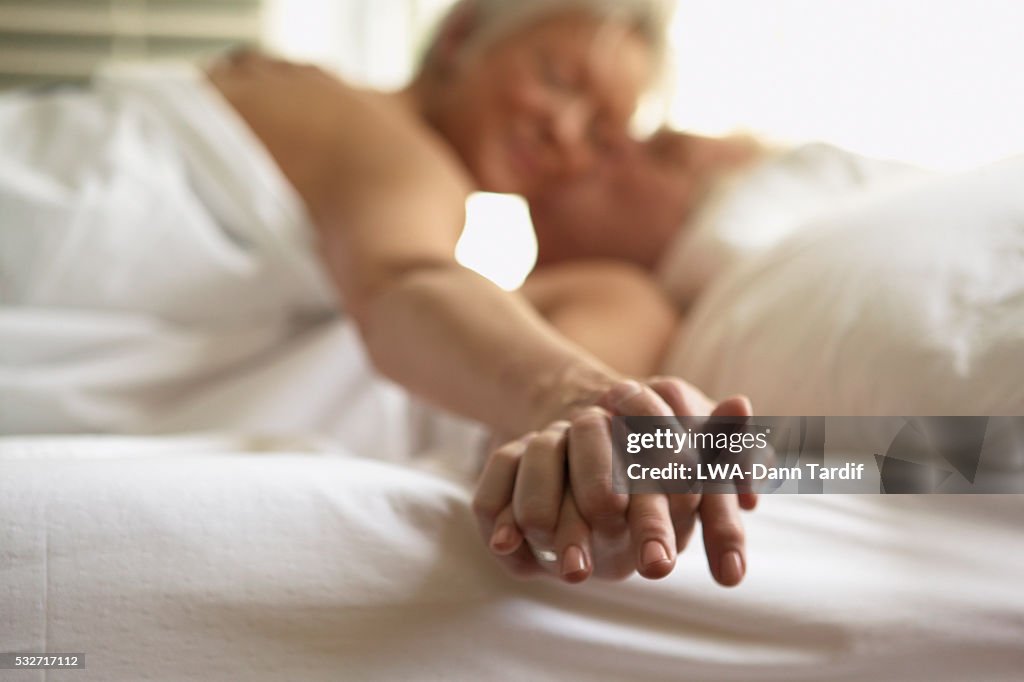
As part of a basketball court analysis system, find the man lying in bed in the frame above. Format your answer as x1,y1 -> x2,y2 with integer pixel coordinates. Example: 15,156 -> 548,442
526,126 -> 924,288
517,126 -> 927,377
492,129 -> 928,577
516,129 -> 764,369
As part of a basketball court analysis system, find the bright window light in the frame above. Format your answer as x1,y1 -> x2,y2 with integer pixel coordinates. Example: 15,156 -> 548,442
262,0 -> 345,65
456,193 -> 537,291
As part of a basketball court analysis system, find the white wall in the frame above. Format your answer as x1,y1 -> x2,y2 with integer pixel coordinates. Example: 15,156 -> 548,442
669,0 -> 1024,170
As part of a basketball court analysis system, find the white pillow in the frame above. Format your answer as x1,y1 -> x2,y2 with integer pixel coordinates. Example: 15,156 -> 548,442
656,143 -> 928,306
662,156 -> 1024,416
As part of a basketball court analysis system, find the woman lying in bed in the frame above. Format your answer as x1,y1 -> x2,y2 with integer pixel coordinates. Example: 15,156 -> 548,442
0,0 -> 753,586
223,0 -> 767,587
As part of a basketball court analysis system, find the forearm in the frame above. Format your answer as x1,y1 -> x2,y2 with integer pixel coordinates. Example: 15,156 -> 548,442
359,263 -> 621,436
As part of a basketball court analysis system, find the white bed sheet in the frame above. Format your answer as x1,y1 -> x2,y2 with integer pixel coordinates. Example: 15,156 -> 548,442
2,438 -> 1023,681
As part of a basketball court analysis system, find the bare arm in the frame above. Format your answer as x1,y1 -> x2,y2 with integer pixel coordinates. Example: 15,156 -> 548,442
210,57 -> 752,587
321,160 -> 619,437
210,56 -> 619,435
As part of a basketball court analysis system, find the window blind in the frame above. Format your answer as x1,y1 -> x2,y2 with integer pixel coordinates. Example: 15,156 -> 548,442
0,0 -> 263,89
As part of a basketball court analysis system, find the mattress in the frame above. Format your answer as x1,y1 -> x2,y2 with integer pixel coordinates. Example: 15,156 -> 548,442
2,436 -> 1023,681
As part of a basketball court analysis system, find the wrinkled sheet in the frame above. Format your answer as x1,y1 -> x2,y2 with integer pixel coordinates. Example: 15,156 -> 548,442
2,439 -> 1022,681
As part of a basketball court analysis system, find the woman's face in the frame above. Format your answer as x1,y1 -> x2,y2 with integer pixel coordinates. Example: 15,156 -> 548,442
430,11 -> 654,197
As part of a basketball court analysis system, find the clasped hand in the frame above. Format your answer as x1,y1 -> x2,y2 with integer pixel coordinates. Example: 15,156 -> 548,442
472,378 -> 756,585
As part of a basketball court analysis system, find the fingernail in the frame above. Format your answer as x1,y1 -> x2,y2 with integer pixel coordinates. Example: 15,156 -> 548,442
721,550 -> 745,586
641,540 -> 670,570
607,380 -> 643,409
561,545 -> 587,579
490,524 -> 514,551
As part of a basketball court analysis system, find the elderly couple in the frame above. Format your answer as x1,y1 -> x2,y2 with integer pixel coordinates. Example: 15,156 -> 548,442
6,0 -> 773,585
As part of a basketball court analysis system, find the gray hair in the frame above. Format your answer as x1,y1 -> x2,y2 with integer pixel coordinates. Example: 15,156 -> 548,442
422,0 -> 677,77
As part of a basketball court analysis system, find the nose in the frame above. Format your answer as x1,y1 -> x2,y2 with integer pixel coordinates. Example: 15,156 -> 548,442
544,99 -> 594,179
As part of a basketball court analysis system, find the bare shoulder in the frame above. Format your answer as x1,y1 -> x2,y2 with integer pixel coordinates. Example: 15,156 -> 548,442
206,52 -> 471,226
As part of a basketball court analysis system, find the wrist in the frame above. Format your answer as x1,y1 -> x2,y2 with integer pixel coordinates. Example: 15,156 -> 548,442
528,359 -> 622,428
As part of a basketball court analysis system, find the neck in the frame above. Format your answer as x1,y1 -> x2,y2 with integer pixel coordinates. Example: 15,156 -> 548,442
394,73 -> 447,136
388,74 -> 479,192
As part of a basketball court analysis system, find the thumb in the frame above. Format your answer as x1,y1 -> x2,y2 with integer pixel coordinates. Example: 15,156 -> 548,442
711,395 -> 753,418
599,379 -> 674,417
646,376 -> 715,417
